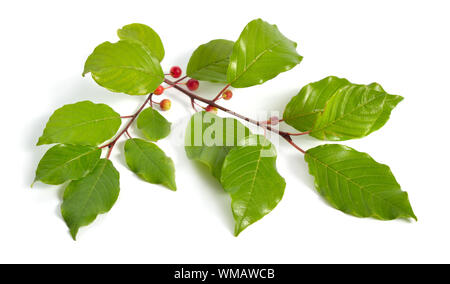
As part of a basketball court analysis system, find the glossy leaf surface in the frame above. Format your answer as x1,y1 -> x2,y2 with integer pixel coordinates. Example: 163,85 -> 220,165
83,40 -> 164,96
221,135 -> 286,236
137,107 -> 171,141
37,101 -> 121,146
310,85 -> 402,140
186,39 -> 234,83
283,76 -> 351,132
283,76 -> 403,139
124,138 -> 176,191
61,159 -> 120,240
34,144 -> 101,185
305,144 -> 416,220
117,23 -> 165,61
227,19 -> 302,88
185,111 -> 251,179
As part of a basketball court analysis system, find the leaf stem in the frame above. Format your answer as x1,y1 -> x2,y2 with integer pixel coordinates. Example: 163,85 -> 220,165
212,84 -> 231,102
164,78 -> 306,154
100,94 -> 152,159
287,131 -> 310,136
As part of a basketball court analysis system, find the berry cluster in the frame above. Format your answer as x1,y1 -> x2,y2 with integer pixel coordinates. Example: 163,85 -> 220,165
152,66 -> 234,113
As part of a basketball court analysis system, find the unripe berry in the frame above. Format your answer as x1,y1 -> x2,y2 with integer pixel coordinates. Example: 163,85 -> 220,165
154,85 -> 164,95
160,99 -> 171,111
186,79 -> 200,91
205,105 -> 218,114
222,89 -> 233,100
170,66 -> 182,78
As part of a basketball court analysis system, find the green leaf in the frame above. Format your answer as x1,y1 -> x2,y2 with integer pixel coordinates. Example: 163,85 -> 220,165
34,144 -> 101,186
37,101 -> 121,146
117,23 -> 165,62
221,135 -> 286,236
124,138 -> 176,191
305,144 -> 416,221
83,40 -> 164,96
283,76 -> 403,139
61,159 -> 120,240
370,92 -> 403,133
283,76 -> 352,132
309,85 -> 402,140
185,111 -> 251,180
186,39 -> 234,83
227,19 -> 302,88
137,107 -> 171,141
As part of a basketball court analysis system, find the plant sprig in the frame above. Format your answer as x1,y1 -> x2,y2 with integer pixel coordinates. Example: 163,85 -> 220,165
33,18 -> 416,240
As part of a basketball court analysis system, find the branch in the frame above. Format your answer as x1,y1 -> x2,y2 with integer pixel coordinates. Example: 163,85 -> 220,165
164,78 -> 306,154
99,94 -> 153,159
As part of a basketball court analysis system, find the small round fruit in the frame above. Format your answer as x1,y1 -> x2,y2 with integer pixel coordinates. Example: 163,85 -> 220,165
160,99 -> 171,111
170,66 -> 182,78
222,89 -> 233,100
205,105 -> 218,114
154,85 -> 164,95
186,79 -> 200,91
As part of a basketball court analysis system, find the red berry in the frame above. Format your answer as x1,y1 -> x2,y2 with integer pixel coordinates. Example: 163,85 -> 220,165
205,105 -> 218,114
186,79 -> 200,91
154,85 -> 164,95
170,66 -> 182,78
222,89 -> 233,100
160,99 -> 171,111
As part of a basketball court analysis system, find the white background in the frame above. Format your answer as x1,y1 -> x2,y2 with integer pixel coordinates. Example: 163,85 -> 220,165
1,0 -> 449,264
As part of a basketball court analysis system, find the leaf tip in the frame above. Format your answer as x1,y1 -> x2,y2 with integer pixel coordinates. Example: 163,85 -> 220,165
234,227 -> 243,237
82,68 -> 90,77
70,228 -> 79,241
234,222 -> 247,237
168,182 -> 177,191
36,136 -> 46,146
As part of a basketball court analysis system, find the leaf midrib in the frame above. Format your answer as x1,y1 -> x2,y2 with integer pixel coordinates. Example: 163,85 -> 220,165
69,160 -> 108,230
229,39 -> 284,85
39,147 -> 99,181
306,152 -> 406,214
311,92 -> 386,134
95,65 -> 162,77
234,147 -> 264,227
285,109 -> 321,122
192,56 -> 230,75
130,140 -> 173,188
44,116 -> 119,140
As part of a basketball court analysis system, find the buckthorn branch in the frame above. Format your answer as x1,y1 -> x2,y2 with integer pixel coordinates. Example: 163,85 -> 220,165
163,77 -> 307,154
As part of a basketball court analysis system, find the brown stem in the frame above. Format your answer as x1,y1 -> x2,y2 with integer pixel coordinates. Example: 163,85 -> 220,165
100,94 -> 152,159
164,78 -> 306,154
190,98 -> 198,111
284,136 -> 306,154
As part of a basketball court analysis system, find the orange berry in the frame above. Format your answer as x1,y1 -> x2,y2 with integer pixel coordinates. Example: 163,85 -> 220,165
154,85 -> 164,95
160,99 -> 171,111
205,105 -> 218,114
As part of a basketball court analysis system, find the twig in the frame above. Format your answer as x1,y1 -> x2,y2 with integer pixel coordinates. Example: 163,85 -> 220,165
164,78 -> 306,154
212,84 -> 231,102
99,94 -> 153,159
